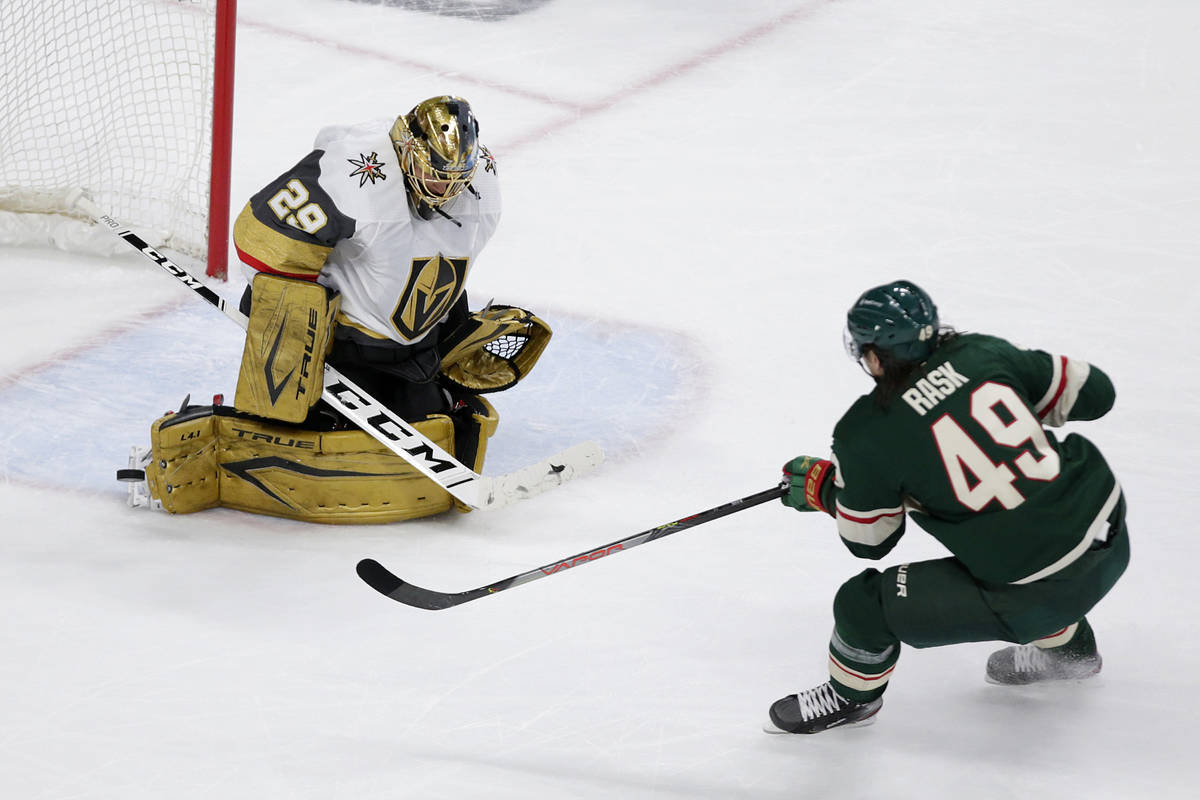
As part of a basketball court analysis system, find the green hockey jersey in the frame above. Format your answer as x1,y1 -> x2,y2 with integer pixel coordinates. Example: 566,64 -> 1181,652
830,333 -> 1121,584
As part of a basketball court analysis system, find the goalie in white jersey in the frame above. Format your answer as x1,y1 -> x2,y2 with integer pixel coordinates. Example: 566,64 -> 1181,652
133,96 -> 553,524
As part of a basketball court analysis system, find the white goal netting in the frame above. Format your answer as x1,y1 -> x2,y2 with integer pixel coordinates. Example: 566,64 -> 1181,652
0,0 -> 225,264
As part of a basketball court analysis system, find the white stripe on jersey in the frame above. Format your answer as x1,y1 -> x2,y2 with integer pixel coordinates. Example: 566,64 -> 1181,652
1011,481 -> 1121,585
1034,354 -> 1091,427
835,499 -> 905,546
828,652 -> 895,693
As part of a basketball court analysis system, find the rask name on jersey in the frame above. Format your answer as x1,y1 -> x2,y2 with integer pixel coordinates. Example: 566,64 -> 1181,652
899,360 -> 970,415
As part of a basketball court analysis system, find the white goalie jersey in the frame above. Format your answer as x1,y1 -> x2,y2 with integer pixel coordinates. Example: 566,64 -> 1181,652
232,119 -> 502,347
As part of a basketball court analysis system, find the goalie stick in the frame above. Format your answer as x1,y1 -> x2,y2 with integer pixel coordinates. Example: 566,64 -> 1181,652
72,191 -> 603,510
357,482 -> 788,610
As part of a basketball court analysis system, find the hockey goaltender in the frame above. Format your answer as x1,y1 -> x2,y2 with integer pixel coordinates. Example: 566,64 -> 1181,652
126,96 -> 551,524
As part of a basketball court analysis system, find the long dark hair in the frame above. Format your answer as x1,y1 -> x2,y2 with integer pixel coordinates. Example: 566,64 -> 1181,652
866,327 -> 960,407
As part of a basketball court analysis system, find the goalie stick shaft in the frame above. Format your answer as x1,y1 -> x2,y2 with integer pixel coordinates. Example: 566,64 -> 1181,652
73,192 -> 600,510
357,482 -> 788,610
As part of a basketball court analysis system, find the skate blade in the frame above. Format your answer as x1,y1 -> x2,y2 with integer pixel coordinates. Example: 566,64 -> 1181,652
121,445 -> 162,511
762,713 -> 880,735
984,665 -> 1102,686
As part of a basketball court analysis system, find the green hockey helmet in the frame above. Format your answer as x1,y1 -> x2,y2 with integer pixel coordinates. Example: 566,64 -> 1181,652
844,280 -> 939,363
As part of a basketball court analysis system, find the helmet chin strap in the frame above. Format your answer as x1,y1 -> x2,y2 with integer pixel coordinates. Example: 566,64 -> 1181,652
404,174 -> 463,227
432,204 -> 462,228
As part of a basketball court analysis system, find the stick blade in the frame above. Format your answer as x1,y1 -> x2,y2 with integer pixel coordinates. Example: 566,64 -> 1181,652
355,558 -> 465,611
477,441 -> 605,511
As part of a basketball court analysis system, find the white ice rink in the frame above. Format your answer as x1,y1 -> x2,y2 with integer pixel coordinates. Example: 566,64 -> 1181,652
3,1 -> 1199,797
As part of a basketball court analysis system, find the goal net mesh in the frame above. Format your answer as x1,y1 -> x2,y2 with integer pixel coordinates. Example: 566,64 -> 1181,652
0,0 -> 220,262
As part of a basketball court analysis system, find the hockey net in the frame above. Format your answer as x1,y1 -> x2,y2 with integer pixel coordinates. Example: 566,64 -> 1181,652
0,0 -> 235,278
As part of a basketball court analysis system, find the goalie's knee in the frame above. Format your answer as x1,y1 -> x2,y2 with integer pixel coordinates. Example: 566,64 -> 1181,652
234,272 -> 340,423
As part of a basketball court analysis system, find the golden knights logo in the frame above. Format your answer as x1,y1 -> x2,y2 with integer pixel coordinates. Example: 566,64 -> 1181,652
347,152 -> 387,186
392,253 -> 469,339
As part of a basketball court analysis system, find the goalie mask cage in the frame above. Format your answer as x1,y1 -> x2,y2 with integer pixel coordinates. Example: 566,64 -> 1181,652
0,0 -> 236,279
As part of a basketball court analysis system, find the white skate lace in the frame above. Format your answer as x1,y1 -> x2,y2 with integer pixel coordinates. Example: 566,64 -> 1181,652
1013,645 -> 1053,673
797,683 -> 848,721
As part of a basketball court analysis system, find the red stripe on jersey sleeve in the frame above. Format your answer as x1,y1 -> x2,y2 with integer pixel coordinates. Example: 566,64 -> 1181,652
1037,355 -> 1069,420
234,245 -> 320,281
836,508 -> 903,525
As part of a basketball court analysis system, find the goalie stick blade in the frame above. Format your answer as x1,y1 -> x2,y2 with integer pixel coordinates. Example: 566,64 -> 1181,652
476,441 -> 605,511
356,558 -> 486,610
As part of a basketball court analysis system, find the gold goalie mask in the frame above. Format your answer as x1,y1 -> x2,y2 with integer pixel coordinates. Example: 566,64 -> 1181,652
390,95 -> 480,211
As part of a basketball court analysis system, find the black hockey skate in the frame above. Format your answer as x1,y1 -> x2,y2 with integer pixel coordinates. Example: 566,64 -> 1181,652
764,682 -> 883,734
986,629 -> 1101,685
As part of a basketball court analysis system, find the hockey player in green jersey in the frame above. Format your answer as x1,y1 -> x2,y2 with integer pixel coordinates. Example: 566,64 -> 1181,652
765,280 -> 1129,735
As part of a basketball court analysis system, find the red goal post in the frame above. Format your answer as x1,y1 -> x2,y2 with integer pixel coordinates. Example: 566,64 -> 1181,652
0,0 -> 237,279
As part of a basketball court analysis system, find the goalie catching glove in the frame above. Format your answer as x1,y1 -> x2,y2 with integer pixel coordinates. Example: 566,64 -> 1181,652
439,304 -> 551,393
782,455 -> 836,515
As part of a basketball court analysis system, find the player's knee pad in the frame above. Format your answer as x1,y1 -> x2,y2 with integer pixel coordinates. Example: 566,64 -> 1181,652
144,401 -> 497,523
235,272 -> 340,423
831,568 -> 893,651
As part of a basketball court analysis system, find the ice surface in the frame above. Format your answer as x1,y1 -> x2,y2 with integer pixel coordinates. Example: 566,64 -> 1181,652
2,1 -> 1198,798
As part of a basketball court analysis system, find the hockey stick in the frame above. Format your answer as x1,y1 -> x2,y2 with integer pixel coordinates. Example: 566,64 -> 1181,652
357,481 -> 788,610
72,191 -> 603,510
